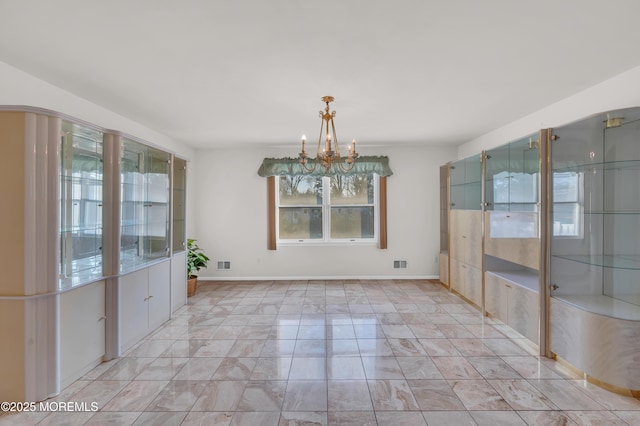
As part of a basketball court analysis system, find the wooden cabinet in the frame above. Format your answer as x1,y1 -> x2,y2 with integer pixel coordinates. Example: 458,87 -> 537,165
485,271 -> 538,342
449,210 -> 482,307
119,261 -> 171,353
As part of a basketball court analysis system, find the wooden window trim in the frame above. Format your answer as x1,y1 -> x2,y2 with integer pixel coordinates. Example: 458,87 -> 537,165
379,176 -> 388,249
267,176 -> 276,250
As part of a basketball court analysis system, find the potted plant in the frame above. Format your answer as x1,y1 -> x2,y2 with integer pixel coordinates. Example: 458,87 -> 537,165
187,238 -> 210,297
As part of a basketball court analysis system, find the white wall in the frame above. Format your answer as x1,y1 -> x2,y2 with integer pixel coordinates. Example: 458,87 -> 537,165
0,59 -> 198,238
458,65 -> 640,158
0,60 -> 193,160
192,144 -> 457,280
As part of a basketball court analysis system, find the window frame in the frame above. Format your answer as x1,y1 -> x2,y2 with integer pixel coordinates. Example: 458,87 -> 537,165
275,174 -> 380,246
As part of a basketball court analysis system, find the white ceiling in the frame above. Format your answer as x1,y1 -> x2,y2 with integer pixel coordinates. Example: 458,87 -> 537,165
1,0 -> 640,149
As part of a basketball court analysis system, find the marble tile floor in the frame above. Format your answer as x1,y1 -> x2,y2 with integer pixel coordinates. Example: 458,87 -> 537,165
2,279 -> 640,425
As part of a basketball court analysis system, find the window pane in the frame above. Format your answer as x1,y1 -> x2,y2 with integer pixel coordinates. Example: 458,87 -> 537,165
279,207 -> 323,239
330,174 -> 374,204
331,207 -> 374,239
279,175 -> 322,205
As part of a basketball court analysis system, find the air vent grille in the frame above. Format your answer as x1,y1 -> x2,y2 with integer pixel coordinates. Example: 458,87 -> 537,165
393,260 -> 408,269
217,261 -> 231,270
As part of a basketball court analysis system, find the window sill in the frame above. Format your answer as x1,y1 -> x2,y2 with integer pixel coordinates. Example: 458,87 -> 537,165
277,240 -> 378,247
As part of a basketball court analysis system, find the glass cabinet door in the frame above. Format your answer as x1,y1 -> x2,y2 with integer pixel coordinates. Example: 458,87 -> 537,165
464,155 -> 482,211
550,107 -> 640,319
485,133 -> 539,239
172,157 -> 187,253
120,138 -> 170,272
449,159 -> 465,209
59,121 -> 104,289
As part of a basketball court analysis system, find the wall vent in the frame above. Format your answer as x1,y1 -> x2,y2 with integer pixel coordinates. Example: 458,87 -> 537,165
216,261 -> 231,270
393,260 -> 408,269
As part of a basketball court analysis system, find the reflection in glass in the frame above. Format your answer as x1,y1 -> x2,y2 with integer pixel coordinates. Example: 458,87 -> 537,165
59,121 -> 104,289
550,108 -> 640,319
120,139 -> 170,272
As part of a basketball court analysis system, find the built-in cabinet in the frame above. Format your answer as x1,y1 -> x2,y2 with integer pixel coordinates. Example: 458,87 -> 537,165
60,281 -> 106,389
441,107 -> 640,393
120,262 -> 171,352
548,108 -> 640,391
0,108 -> 189,402
447,156 -> 483,307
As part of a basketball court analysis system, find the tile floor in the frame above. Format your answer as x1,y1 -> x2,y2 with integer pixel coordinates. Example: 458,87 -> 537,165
2,279 -> 640,425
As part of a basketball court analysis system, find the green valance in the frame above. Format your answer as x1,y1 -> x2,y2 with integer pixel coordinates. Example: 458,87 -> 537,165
257,156 -> 393,177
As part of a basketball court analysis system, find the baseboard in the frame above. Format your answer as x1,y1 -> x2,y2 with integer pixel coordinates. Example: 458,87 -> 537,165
197,275 -> 439,281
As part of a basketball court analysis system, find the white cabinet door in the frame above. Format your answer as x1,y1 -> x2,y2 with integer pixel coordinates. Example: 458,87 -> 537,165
148,261 -> 171,330
60,281 -> 106,388
119,269 -> 149,352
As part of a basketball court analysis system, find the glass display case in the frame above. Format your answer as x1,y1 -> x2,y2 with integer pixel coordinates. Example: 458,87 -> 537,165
549,107 -> 640,391
59,120 -> 104,289
450,155 -> 482,210
550,108 -> 640,319
120,138 -> 171,272
485,133 -> 539,239
172,157 -> 187,253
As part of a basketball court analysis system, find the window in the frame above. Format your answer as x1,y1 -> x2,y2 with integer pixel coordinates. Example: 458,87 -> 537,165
276,174 -> 378,243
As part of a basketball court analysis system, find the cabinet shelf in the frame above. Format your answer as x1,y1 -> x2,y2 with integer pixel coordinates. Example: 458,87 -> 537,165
553,159 -> 640,173
552,254 -> 640,270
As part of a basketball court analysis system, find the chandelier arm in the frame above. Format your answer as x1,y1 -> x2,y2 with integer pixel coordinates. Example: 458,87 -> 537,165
330,116 -> 341,158
300,158 -> 318,173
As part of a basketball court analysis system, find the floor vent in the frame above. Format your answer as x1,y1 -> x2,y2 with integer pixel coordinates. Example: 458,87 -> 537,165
393,260 -> 408,269
217,261 -> 231,270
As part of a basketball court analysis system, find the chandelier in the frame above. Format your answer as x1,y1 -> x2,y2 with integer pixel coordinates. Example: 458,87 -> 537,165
298,96 -> 359,173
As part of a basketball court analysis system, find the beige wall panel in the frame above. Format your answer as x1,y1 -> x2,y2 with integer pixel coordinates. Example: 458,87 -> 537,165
0,112 -> 25,295
0,300 -> 25,400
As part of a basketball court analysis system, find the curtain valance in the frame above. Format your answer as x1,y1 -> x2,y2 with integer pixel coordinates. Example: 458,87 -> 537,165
257,156 -> 393,177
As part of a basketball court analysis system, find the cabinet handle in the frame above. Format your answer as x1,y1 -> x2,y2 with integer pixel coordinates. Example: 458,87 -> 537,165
148,295 -> 154,299
98,316 -> 107,321
143,296 -> 149,301
550,284 -> 559,291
